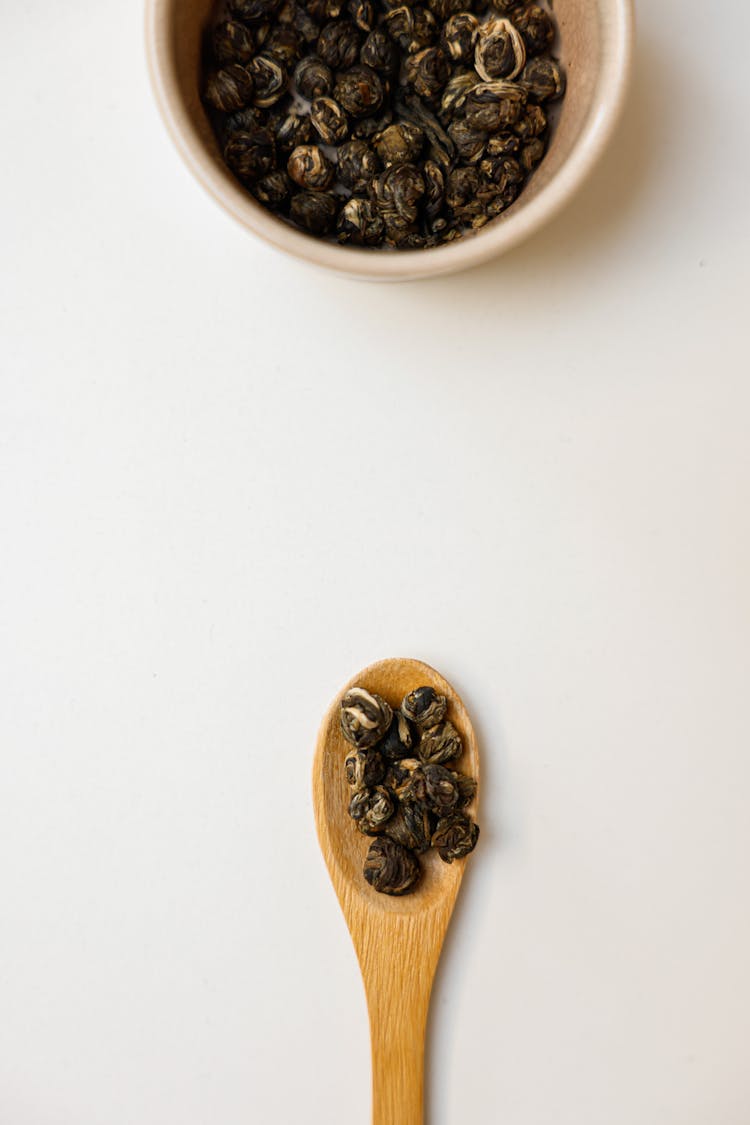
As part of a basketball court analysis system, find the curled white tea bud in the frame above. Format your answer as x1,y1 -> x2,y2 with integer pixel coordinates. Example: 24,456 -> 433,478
401,685 -> 447,728
475,17 -> 525,82
340,687 -> 393,748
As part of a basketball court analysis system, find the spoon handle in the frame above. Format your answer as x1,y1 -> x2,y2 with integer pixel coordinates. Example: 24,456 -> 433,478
360,914 -> 442,1125
368,983 -> 429,1125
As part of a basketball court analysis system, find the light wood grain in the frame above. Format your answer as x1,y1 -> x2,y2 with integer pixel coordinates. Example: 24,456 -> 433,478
313,658 -> 480,1125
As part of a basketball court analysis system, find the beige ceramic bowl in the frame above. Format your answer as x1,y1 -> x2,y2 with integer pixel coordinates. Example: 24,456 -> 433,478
146,0 -> 634,280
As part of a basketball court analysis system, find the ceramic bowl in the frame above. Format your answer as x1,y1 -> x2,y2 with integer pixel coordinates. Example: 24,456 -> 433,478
145,0 -> 634,280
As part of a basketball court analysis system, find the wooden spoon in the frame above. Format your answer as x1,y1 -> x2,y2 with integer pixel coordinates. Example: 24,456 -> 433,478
313,657 -> 480,1125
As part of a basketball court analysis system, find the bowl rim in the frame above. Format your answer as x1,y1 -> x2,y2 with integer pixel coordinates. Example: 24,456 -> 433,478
145,0 -> 635,281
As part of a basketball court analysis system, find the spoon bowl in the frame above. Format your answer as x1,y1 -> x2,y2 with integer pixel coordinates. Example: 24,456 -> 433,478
313,657 -> 479,1124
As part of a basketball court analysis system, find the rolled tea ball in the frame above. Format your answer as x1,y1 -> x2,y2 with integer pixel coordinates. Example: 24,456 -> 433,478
336,139 -> 380,193
204,64 -> 256,112
474,17 -> 526,82
340,686 -> 393,748
289,190 -> 340,235
481,154 -> 524,199
271,109 -> 313,153
512,3 -> 555,56
448,118 -> 487,163
408,6 -> 439,52
374,122 -> 424,167
385,801 -> 434,854
337,198 -> 386,246
520,137 -> 545,172
378,711 -> 415,761
224,127 -> 277,181
427,0 -> 467,22
418,720 -> 462,764
423,159 -> 446,222
514,102 -> 547,140
441,13 -> 478,63
450,770 -> 477,808
431,812 -> 479,862
316,19 -> 362,69
294,55 -> 333,100
252,169 -> 293,207
360,28 -> 399,74
263,25 -> 305,67
404,46 -> 450,100
463,80 -> 526,133
310,96 -> 350,144
287,144 -> 335,190
247,54 -> 288,107
334,64 -> 384,118
422,763 -> 460,814
345,747 -> 386,790
213,20 -> 256,65
440,69 -> 477,119
383,6 -> 415,47
519,56 -> 565,102
485,130 -> 521,157
228,0 -> 282,22
401,763 -> 432,806
371,163 -> 426,225
384,758 -> 423,802
349,785 -> 396,834
445,165 -> 484,225
289,3 -> 320,41
363,836 -> 421,895
401,686 -> 447,729
351,106 -> 393,141
223,105 -> 262,139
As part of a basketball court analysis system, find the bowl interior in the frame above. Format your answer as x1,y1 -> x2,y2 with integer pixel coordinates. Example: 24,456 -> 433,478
151,0 -> 618,277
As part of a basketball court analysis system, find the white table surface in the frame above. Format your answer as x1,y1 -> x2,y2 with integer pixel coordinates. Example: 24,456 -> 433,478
1,0 -> 749,1121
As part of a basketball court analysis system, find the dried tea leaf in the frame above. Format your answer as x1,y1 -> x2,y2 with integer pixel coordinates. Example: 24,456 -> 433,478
400,686 -> 447,728
431,812 -> 479,862
450,770 -> 477,808
340,687 -> 393,748
345,747 -> 386,790
363,836 -> 421,895
422,763 -> 460,814
349,785 -> 396,833
385,801 -> 434,853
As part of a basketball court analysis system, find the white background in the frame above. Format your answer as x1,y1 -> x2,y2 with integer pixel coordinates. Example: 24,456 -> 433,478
1,0 -> 749,1121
